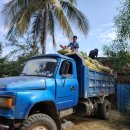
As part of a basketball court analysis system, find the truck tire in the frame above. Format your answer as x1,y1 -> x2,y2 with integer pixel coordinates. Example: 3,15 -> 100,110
94,102 -> 100,118
99,99 -> 111,120
20,114 -> 57,130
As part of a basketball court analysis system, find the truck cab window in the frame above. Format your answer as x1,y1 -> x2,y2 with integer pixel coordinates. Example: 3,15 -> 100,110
60,61 -> 73,77
22,58 -> 57,77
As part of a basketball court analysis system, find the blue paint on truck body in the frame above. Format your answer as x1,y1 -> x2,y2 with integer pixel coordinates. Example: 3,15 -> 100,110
67,53 -> 115,98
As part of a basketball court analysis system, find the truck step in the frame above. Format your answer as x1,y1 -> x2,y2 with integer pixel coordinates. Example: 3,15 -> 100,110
60,108 -> 74,118
61,119 -> 74,130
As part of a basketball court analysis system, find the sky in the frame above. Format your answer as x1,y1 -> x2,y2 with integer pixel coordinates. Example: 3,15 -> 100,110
0,0 -> 121,56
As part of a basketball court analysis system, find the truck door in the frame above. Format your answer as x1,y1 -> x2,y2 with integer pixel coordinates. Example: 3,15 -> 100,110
56,60 -> 78,110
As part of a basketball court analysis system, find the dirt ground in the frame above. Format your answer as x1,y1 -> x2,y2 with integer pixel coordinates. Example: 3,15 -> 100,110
64,110 -> 130,130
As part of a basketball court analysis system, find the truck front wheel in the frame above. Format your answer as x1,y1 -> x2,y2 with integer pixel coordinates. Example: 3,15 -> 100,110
20,114 -> 57,130
99,99 -> 111,120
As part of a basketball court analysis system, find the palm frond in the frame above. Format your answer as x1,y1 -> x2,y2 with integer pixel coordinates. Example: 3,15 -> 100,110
7,24 -> 21,40
2,0 -> 27,26
31,11 -> 43,41
2,0 -> 52,36
51,1 -> 73,38
5,3 -> 28,38
68,0 -> 77,5
48,8 -> 56,47
61,1 -> 89,36
17,0 -> 46,35
40,7 -> 48,53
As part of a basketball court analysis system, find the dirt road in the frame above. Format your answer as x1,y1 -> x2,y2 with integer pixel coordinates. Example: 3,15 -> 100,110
65,111 -> 130,130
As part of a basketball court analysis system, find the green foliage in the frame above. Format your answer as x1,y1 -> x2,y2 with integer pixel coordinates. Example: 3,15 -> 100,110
114,0 -> 130,40
0,55 -> 31,78
103,40 -> 130,72
0,36 -> 38,78
2,0 -> 89,54
102,0 -> 130,84
0,43 -> 8,77
6,34 -> 40,59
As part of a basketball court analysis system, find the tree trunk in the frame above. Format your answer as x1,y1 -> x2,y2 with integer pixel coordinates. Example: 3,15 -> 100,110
41,8 -> 48,54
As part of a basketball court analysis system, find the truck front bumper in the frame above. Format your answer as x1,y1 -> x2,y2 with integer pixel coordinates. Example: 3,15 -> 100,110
0,117 -> 14,129
0,124 -> 9,129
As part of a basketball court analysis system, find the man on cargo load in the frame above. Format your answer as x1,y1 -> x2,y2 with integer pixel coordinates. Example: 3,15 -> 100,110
89,49 -> 98,59
60,36 -> 79,52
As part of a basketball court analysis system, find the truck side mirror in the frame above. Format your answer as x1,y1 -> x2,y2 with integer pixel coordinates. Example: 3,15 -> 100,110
60,61 -> 70,77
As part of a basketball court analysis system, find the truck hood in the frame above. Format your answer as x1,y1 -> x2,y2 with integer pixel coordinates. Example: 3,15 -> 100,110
0,76 -> 46,91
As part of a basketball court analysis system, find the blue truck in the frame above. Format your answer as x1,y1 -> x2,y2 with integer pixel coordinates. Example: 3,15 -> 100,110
0,53 -> 115,130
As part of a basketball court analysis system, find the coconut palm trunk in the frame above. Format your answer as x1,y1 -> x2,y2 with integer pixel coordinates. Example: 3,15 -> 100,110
41,8 -> 48,54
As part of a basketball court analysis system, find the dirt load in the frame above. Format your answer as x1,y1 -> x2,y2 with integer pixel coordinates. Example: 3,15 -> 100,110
58,50 -> 111,73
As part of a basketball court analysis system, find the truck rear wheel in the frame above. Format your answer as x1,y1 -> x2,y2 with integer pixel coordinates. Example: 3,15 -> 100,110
20,114 -> 57,130
99,99 -> 111,120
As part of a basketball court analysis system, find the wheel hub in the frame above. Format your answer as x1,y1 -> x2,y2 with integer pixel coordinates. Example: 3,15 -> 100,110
32,125 -> 48,130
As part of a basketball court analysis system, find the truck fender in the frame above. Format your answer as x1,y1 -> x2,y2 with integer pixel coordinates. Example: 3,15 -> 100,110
27,101 -> 61,130
14,90 -> 56,119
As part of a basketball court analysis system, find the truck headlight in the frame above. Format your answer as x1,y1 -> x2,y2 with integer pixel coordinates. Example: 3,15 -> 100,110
0,97 -> 15,108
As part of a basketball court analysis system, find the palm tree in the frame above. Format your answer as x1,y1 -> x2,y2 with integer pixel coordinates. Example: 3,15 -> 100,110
2,0 -> 89,54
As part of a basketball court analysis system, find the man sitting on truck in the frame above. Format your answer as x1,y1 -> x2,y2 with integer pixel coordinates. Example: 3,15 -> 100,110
60,36 -> 79,52
89,49 -> 98,59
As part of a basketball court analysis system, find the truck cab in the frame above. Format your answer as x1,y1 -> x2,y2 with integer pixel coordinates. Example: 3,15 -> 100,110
0,53 -> 115,130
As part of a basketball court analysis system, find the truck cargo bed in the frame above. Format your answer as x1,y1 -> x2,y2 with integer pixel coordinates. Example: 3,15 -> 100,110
67,53 -> 115,98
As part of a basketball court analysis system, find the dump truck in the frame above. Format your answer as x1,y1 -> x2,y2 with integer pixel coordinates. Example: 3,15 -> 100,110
0,53 -> 115,130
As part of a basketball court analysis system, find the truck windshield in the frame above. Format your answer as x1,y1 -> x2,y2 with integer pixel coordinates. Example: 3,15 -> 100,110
22,58 -> 57,77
